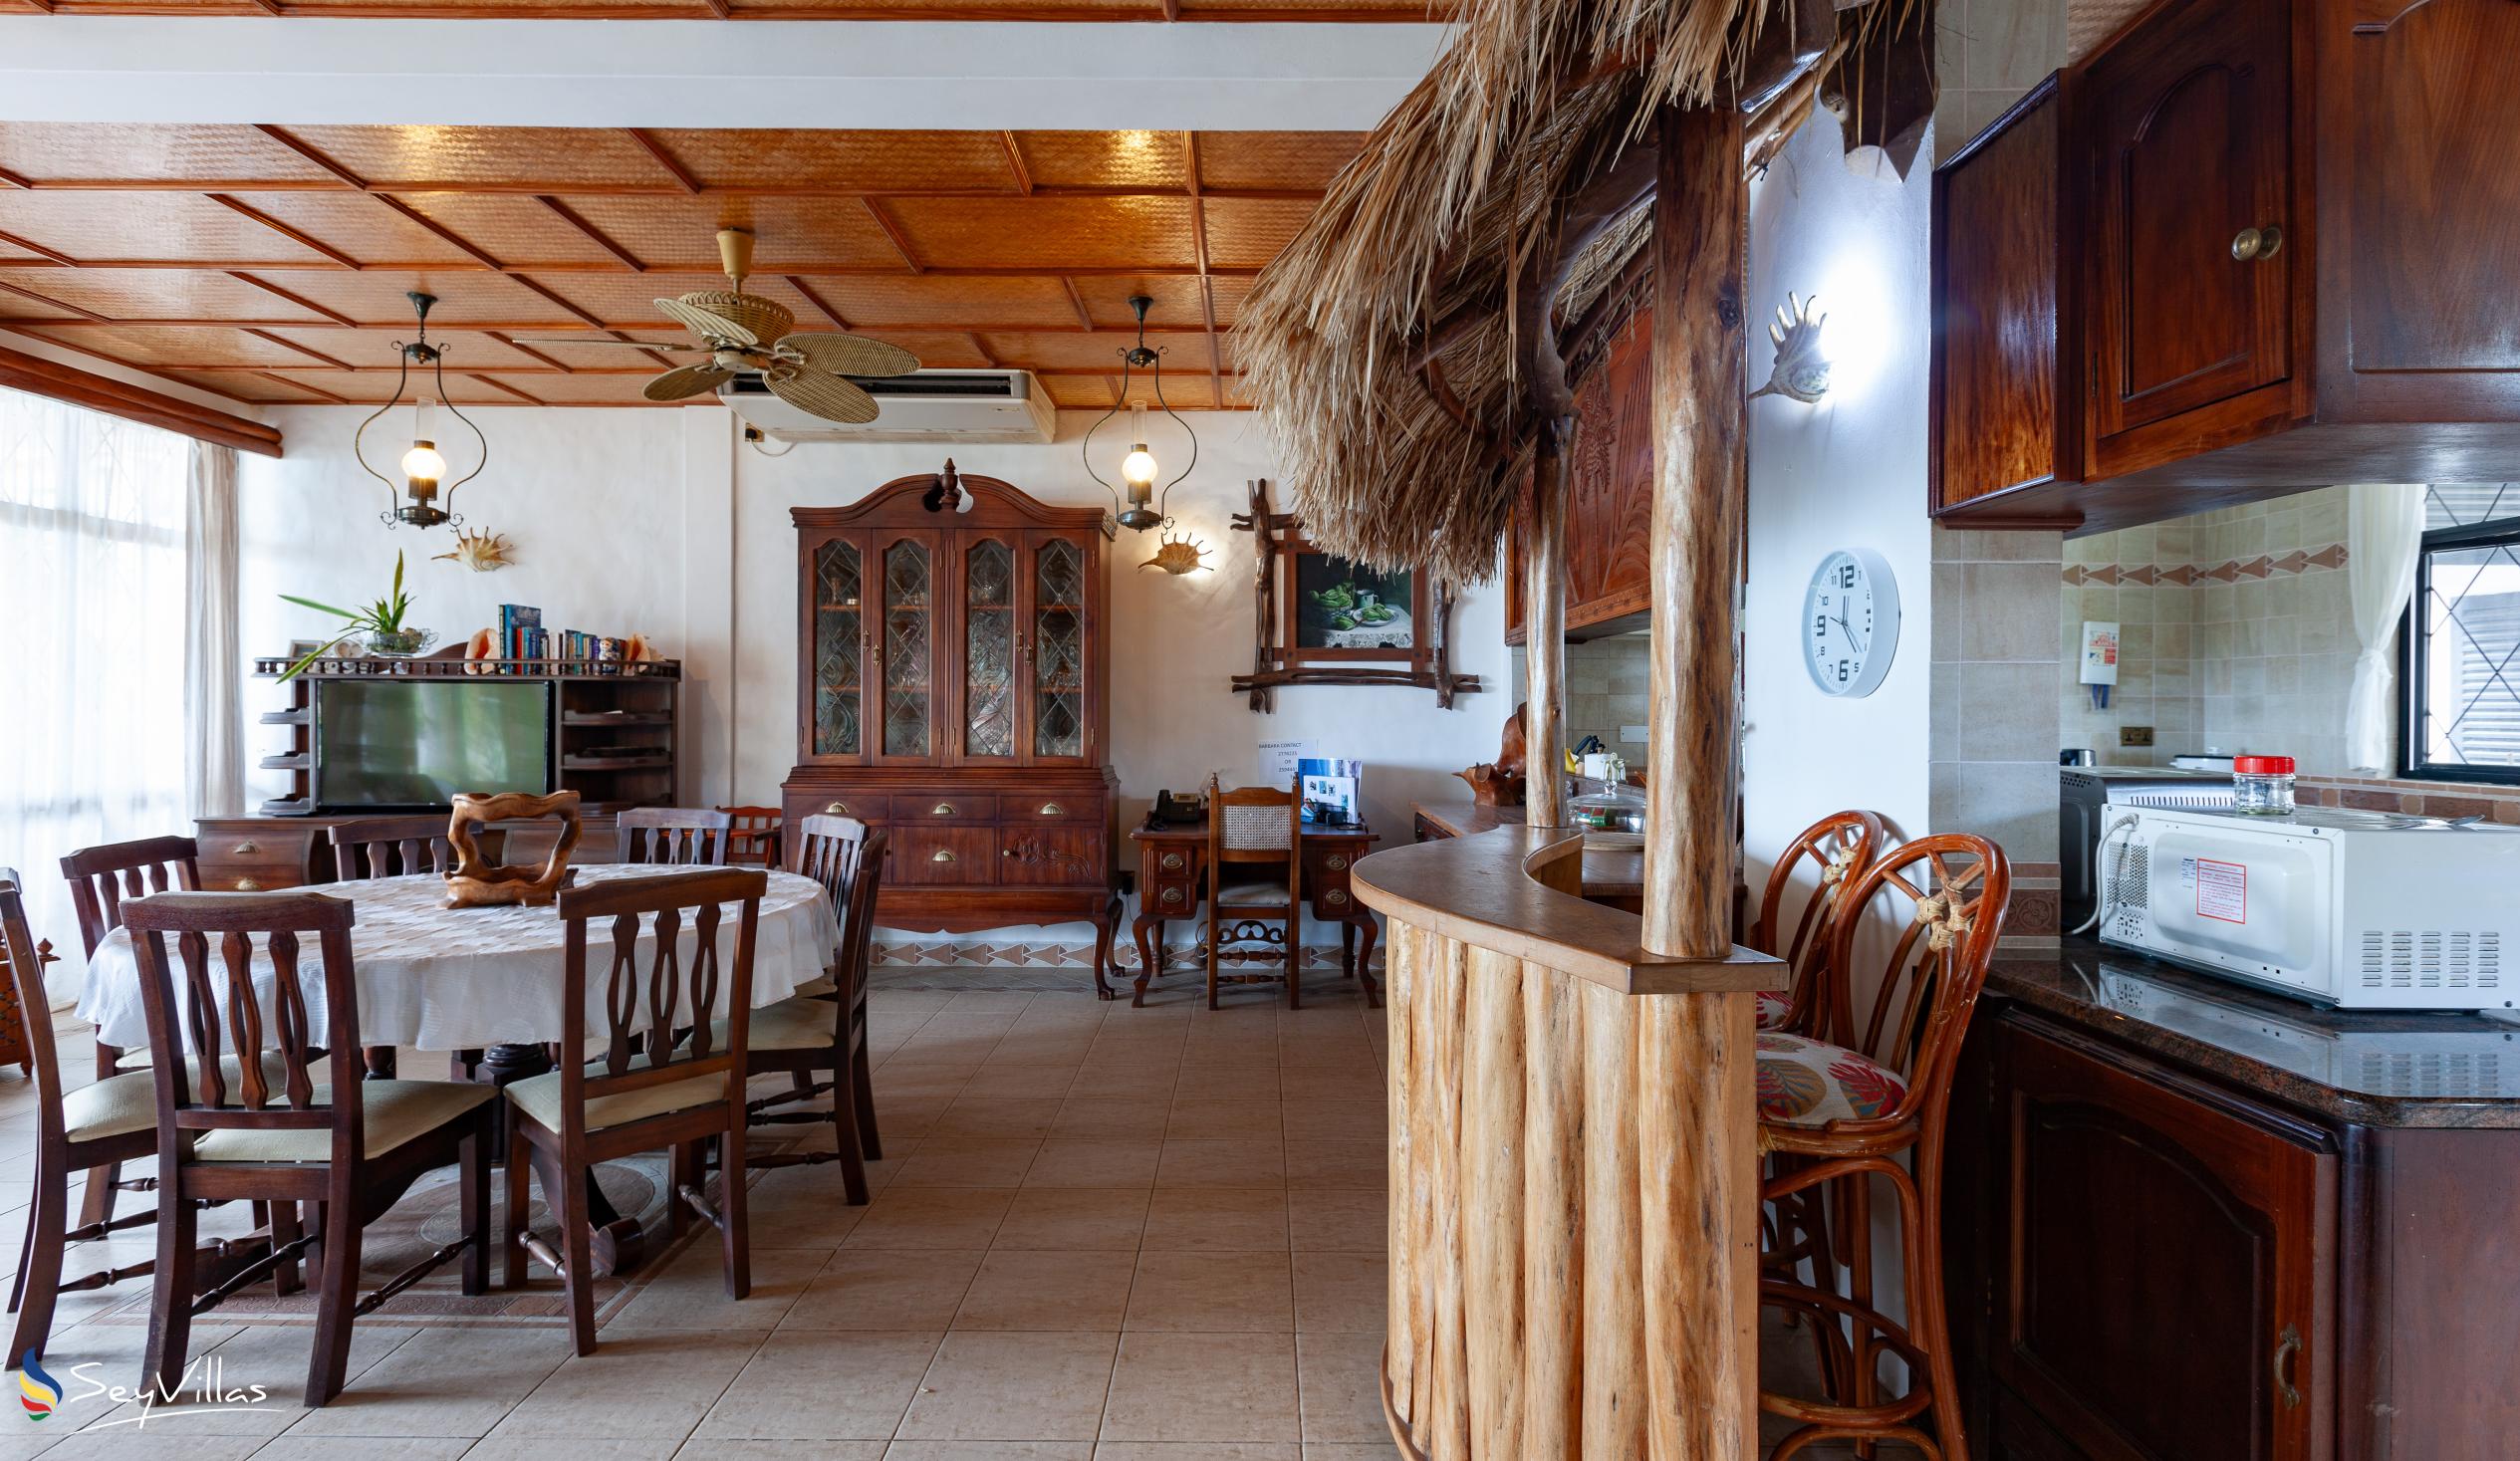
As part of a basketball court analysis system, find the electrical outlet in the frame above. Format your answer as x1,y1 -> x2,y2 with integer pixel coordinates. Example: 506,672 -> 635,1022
2121,725 -> 2154,748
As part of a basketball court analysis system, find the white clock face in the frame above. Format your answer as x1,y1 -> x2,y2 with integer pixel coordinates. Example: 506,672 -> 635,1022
1802,548 -> 1899,697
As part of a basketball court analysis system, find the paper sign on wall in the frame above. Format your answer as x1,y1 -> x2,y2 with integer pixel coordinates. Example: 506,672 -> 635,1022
1255,740 -> 1317,789
2079,621 -> 2121,686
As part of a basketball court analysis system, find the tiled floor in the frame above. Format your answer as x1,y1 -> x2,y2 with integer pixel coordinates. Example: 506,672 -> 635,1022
0,972 -> 1911,1460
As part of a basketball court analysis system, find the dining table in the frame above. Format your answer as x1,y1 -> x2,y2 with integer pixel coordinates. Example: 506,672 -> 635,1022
78,862 -> 843,1274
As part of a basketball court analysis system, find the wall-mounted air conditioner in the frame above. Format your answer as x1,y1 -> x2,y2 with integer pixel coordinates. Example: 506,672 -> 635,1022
719,368 -> 1055,444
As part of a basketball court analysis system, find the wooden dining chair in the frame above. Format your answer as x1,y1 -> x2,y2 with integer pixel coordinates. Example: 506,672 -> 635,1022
1755,833 -> 2010,1461
503,866 -> 766,1354
616,807 -> 735,866
716,806 -> 785,868
329,815 -> 456,880
744,822 -> 886,1203
59,836 -> 202,1227
782,814 -> 885,1159
1203,775 -> 1305,1010
125,888 -> 497,1406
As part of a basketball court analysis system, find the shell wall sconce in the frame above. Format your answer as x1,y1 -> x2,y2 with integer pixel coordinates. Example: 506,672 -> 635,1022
433,528 -> 515,573
1139,528 -> 1211,576
1749,292 -> 1831,404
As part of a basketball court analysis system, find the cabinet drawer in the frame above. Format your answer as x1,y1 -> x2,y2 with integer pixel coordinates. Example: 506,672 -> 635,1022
800,792 -> 889,823
196,823 -> 319,891
1310,883 -> 1359,918
998,827 -> 1105,886
1146,877 -> 1197,915
888,827 -> 996,884
894,791 -> 990,824
996,793 -> 1102,825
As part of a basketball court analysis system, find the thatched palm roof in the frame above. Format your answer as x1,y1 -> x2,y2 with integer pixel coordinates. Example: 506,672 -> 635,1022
1237,0 -> 1932,585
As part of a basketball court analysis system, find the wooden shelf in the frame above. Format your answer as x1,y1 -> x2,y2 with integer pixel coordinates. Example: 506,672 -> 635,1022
564,754 -> 672,771
562,712 -> 672,727
259,708 -> 309,726
259,752 -> 310,771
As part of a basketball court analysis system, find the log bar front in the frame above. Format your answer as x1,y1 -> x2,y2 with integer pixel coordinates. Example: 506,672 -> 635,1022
1355,826 -> 1783,1460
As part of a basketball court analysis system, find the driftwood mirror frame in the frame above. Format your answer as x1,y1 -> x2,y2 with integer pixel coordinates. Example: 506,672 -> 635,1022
1228,479 -> 1482,712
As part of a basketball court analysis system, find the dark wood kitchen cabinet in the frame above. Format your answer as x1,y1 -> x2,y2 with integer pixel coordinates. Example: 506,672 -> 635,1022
1929,0 -> 2520,535
1505,304 -> 1654,644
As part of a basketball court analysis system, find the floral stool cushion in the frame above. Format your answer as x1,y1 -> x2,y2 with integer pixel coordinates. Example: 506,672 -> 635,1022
1753,990 -> 1793,1031
1755,1033 -> 1907,1126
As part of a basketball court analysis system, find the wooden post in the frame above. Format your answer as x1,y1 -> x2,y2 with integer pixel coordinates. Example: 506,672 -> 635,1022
1639,101 -> 1758,1460
1524,437 -> 1570,828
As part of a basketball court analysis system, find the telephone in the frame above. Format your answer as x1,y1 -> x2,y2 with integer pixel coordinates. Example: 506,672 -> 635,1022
1150,789 -> 1205,827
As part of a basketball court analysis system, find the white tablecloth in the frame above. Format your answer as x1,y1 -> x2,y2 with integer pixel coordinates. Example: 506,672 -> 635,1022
77,865 -> 841,1054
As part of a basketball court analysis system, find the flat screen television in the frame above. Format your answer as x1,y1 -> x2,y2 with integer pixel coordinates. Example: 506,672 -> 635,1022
314,679 -> 554,810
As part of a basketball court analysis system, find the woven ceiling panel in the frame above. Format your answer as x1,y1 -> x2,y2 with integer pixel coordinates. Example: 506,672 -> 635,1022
640,129 -> 1021,193
0,123 -> 337,185
1010,131 -> 1189,191
1068,275 -> 1209,330
278,126 -> 675,188
231,191 -> 490,266
17,323 -> 316,367
1194,132 -> 1367,191
550,195 -> 901,269
161,369 -> 341,403
230,270 -> 571,326
250,367 -> 526,403
0,192 -> 337,265
519,270 -> 821,329
976,329 -> 1202,372
0,268 -> 326,323
805,275 -> 1079,330
883,196 -> 1196,271
382,194 -> 634,268
1198,196 -> 1318,269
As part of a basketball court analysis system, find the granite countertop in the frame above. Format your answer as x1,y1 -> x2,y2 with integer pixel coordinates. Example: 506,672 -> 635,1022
1409,800 -> 1644,895
1990,940 -> 2520,1129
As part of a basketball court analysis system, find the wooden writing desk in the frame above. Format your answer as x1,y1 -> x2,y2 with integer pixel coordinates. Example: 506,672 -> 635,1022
1127,815 -> 1381,1008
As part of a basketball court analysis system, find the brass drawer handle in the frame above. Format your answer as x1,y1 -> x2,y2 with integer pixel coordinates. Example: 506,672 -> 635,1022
231,840 -> 260,855
824,801 -> 851,816
931,803 -> 956,817
234,877 -> 263,891
1325,887 -> 1350,907
1325,853 -> 1349,871
2273,1325 -> 2302,1410
1160,852 -> 1184,872
1160,885 -> 1184,906
2231,225 -> 2284,263
931,848 -> 956,863
1038,802 -> 1064,816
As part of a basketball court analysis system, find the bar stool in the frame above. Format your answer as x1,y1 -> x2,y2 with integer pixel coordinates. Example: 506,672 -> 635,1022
1755,833 -> 2009,1461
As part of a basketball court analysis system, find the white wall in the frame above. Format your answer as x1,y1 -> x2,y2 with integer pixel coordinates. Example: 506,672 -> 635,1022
1742,123 -> 1938,872
238,403 -> 1507,942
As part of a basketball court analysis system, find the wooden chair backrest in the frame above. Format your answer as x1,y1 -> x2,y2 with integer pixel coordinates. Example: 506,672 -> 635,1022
556,867 -> 764,1118
791,815 -> 885,1012
1749,810 -> 1888,1041
617,808 -> 734,866
60,836 -> 201,958
717,806 -> 785,868
1205,776 -> 1302,910
1820,834 -> 2010,1134
0,871 -> 71,1145
123,890 -> 363,1154
330,815 -> 456,881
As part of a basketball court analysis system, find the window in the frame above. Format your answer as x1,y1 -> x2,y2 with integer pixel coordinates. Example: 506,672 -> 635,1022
0,386 -> 192,952
2404,484 -> 2520,783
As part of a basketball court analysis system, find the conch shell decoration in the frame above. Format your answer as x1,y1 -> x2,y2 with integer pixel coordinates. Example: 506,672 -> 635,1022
1138,529 -> 1211,576
432,527 -> 515,573
1749,292 -> 1831,404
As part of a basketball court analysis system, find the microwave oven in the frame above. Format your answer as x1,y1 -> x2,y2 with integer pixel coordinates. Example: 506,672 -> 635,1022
2094,805 -> 2520,1010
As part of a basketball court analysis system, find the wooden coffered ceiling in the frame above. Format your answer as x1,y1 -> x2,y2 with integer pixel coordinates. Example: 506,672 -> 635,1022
9,0 -> 1434,15
0,123 -> 1369,410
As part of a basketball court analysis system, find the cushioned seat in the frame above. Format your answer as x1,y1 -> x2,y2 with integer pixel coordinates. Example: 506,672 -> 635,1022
62,1053 -> 320,1143
506,1060 -> 728,1135
1214,878 -> 1292,905
194,1078 -> 496,1164
789,972 -> 839,999
1754,1033 -> 1907,1127
1753,990 -> 1793,1031
711,996 -> 838,1053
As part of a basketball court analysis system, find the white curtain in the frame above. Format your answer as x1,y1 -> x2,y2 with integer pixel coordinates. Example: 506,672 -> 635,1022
0,387 -> 192,970
2346,483 -> 2428,773
185,442 -> 244,819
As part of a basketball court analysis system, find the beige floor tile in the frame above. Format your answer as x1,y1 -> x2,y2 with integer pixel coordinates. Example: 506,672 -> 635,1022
1274,1101 -> 1383,1144
745,1162 -> 876,1246
952,1250 -> 1137,1332
1069,1060 -> 1180,1092
846,1188 -> 1017,1250
1024,1140 -> 1161,1189
1140,1188 -> 1289,1252
1162,1097 -> 1275,1142
691,1330 -> 943,1440
77,1321 -> 417,1433
783,1248 -> 985,1331
1274,1039 -> 1375,1072
959,1066 -> 1082,1101
1124,1253 -> 1293,1333
286,1327 -> 569,1438
1156,1141 -> 1286,1189
989,1188 -> 1150,1252
678,1444 -> 885,1461
1284,1189 -> 1385,1253
1099,1333 -> 1299,1444
884,1444 -> 1092,1460
28,1436 -> 266,1461
894,1331 -> 1120,1442
1281,1142 -> 1382,1189
485,1327 -> 769,1439
1299,1447 -> 1396,1459
603,1239 -> 833,1333
464,1444 -> 679,1461
1290,1252 -> 1385,1334
933,1098 -> 1061,1141
892,1138 -> 1047,1189
1293,1331 -> 1386,1444
1048,1098 -> 1171,1141
1093,1446 -> 1300,1461
241,1439 -> 474,1460
1170,1069 -> 1280,1101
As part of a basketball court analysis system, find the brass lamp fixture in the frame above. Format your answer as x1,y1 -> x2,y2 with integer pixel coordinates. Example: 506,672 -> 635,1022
356,292 -> 488,529
1084,295 -> 1197,535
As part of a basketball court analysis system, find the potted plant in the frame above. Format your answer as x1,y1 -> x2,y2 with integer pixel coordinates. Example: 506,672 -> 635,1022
278,551 -> 433,679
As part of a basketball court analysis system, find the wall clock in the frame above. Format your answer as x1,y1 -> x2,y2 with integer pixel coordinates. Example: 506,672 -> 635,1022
1802,547 -> 1900,697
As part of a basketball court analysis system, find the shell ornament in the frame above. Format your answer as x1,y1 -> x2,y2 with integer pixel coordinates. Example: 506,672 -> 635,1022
1139,530 -> 1211,576
1749,292 -> 1831,404
432,527 -> 515,573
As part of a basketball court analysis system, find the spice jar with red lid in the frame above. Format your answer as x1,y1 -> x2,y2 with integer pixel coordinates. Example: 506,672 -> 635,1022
2232,754 -> 2297,815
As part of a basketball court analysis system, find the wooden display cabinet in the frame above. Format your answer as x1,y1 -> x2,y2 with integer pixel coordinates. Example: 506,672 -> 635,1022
780,472 -> 1122,993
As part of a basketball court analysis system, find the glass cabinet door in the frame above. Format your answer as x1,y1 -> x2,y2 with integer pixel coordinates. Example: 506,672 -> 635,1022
962,538 -> 1017,758
1029,532 -> 1090,761
875,532 -> 937,762
808,532 -> 867,761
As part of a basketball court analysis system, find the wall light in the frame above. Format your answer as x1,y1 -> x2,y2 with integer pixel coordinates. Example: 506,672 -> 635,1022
1084,295 -> 1197,535
356,292 -> 488,529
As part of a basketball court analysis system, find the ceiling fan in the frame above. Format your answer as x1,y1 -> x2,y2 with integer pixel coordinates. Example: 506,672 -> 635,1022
522,227 -> 919,424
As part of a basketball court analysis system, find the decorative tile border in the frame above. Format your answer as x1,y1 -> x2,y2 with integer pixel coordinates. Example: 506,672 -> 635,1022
2062,543 -> 2347,587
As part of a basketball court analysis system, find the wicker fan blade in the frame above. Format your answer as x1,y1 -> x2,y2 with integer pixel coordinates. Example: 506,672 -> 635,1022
763,365 -> 879,425
513,337 -> 701,352
655,295 -> 767,348
643,361 -> 735,402
777,332 -> 921,378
